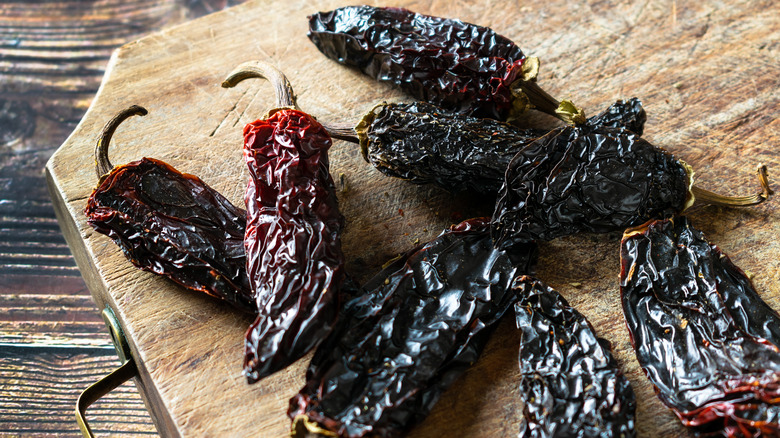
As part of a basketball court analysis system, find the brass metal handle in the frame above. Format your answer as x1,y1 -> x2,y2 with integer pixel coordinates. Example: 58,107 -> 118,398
75,306 -> 138,437
76,359 -> 138,436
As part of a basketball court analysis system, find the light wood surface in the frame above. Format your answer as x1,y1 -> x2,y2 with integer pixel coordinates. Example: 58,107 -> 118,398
45,0 -> 780,436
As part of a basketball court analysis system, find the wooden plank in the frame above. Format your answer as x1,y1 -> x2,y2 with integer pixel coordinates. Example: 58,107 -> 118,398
45,0 -> 780,436
0,347 -> 156,436
0,0 -> 234,96
0,0 -> 252,435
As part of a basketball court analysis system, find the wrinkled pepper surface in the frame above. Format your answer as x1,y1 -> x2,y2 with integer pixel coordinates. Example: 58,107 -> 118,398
289,218 -> 538,438
352,98 -> 645,194
223,61 -> 347,382
492,122 -> 770,248
514,276 -> 636,438
308,5 -> 582,122
621,217 -> 780,436
85,105 -> 253,313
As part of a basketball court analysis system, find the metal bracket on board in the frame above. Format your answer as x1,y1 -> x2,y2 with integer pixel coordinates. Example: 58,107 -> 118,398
75,306 -> 139,437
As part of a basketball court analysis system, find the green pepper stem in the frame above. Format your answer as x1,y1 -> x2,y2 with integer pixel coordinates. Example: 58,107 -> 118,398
510,58 -> 586,126
95,105 -> 148,180
512,81 -> 587,125
221,61 -> 297,109
691,165 -> 772,207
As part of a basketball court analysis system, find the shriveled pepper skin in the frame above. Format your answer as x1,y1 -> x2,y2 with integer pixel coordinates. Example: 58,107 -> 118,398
621,217 -> 780,437
288,218 -> 538,438
359,99 -> 646,194
308,6 -> 527,120
85,158 -> 253,313
583,97 -> 646,136
492,124 -> 689,248
513,276 -> 636,438
358,101 -> 548,194
242,108 -> 346,382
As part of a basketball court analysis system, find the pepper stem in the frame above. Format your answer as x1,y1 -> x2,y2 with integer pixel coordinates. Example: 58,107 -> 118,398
555,100 -> 587,125
353,105 -> 385,162
512,81 -> 586,125
290,415 -> 338,438
510,58 -> 586,125
95,105 -> 148,181
691,165 -> 772,207
320,122 -> 359,144
222,61 -> 297,109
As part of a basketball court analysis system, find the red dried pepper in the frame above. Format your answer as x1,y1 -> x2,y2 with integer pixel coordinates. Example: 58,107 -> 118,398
222,61 -> 346,382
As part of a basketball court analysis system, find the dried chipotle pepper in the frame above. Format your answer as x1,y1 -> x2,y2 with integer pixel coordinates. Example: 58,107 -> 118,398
308,5 -> 584,123
288,218 -> 538,438
513,276 -> 636,438
85,105 -> 253,313
491,123 -> 772,248
621,217 -> 780,437
331,98 -> 645,195
222,61 -> 347,382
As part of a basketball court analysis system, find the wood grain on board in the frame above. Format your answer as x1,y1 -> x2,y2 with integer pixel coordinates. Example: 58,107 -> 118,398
45,0 -> 779,436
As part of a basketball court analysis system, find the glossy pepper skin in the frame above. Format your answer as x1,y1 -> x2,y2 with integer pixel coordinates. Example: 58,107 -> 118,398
492,123 -> 690,249
584,97 -> 646,136
513,276 -> 636,438
85,107 -> 253,313
288,218 -> 538,438
308,6 -> 531,120
242,108 -> 346,382
621,217 -> 780,437
357,98 -> 646,194
357,101 -> 547,194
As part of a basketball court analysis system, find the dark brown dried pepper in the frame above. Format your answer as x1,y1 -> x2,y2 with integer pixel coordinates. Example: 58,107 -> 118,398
491,123 -> 772,248
621,217 -> 780,437
222,61 -> 347,382
308,5 -> 584,123
331,98 -> 645,195
513,276 -> 636,438
288,218 -> 538,438
84,105 -> 253,313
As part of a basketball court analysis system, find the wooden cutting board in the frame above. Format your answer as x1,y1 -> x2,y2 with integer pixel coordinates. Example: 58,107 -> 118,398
45,0 -> 780,436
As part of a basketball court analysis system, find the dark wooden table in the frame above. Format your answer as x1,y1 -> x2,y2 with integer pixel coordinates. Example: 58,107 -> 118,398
0,1 -> 247,435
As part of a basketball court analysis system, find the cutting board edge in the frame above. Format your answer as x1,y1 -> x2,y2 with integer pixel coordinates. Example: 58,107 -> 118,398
44,36 -> 189,436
